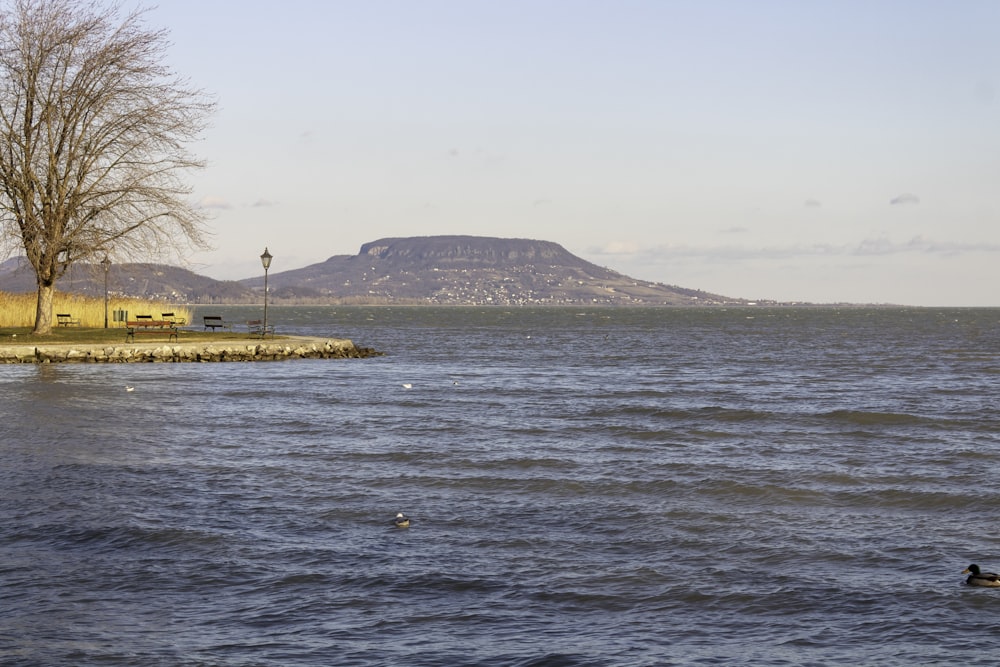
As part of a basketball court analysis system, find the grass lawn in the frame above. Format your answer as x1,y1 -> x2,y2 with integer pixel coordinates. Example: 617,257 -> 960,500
0,326 -> 282,345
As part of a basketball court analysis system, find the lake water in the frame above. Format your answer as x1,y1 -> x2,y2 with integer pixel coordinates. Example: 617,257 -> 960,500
2,306 -> 999,666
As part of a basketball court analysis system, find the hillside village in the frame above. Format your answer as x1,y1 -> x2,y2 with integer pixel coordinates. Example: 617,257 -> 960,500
0,236 -> 756,306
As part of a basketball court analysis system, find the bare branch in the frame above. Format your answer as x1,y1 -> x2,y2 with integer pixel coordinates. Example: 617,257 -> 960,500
0,0 -> 215,332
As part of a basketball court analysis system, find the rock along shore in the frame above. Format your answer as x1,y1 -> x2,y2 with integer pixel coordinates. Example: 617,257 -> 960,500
0,336 -> 382,364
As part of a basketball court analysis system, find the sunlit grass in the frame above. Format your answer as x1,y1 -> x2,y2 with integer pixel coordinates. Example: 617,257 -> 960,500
0,325 -> 273,344
0,291 -> 192,329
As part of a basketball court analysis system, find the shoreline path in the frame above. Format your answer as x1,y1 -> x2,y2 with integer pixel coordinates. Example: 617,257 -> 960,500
0,336 -> 382,364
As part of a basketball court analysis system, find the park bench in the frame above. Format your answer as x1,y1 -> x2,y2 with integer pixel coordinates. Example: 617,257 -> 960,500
56,313 -> 80,327
125,319 -> 178,342
247,319 -> 275,338
162,312 -> 187,326
203,315 -> 230,331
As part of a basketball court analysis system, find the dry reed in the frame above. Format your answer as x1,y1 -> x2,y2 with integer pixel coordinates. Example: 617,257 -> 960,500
0,292 -> 192,328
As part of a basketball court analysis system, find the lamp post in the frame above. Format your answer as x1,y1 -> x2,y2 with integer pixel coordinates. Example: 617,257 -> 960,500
100,256 -> 111,328
260,247 -> 272,333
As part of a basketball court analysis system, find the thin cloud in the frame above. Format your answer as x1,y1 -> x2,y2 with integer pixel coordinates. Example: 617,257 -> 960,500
890,193 -> 920,206
853,237 -> 897,255
610,236 -> 1000,264
852,236 -> 1000,256
590,241 -> 640,255
198,196 -> 233,210
251,199 -> 277,208
804,199 -> 822,208
442,146 -> 506,167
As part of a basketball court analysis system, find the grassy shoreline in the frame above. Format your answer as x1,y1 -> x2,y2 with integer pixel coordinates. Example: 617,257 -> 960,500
0,291 -> 194,329
0,326 -> 282,345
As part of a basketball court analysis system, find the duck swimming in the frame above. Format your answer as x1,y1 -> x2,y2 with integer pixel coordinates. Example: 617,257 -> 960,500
963,564 -> 1000,587
393,512 -> 410,528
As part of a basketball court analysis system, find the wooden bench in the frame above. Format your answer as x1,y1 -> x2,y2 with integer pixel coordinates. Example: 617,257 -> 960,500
247,319 -> 275,338
125,320 -> 178,342
203,315 -> 230,331
162,312 -> 187,326
56,313 -> 80,327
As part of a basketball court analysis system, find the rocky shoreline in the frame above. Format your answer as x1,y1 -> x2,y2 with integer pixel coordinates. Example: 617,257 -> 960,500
0,336 -> 383,364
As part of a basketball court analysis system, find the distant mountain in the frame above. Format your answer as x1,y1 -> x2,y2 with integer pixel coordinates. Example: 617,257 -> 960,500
0,258 -> 255,303
243,236 -> 740,305
0,236 -> 745,305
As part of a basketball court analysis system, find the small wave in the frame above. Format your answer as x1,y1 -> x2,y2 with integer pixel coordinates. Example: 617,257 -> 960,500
606,405 -> 774,423
506,653 -> 608,667
820,409 -> 928,426
696,479 -> 830,506
331,571 -> 510,599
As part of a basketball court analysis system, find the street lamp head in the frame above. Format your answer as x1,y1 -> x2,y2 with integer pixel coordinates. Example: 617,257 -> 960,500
100,256 -> 111,272
260,247 -> 272,271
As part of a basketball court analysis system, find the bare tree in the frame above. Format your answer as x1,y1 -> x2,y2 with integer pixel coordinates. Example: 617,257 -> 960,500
0,0 -> 214,333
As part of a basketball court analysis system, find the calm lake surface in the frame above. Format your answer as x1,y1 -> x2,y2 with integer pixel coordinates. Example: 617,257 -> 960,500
2,306 -> 999,666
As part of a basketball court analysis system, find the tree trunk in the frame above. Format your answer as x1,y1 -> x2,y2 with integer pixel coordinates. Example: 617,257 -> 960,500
0,2 -> 213,320
32,283 -> 55,334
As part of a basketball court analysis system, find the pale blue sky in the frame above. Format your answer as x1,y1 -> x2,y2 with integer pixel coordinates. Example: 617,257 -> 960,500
140,1 -> 999,305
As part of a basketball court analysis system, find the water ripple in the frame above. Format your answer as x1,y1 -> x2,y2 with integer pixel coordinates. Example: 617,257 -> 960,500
2,307 -> 999,665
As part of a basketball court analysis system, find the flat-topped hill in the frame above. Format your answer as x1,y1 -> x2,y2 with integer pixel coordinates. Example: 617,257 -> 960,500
0,235 -> 744,305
